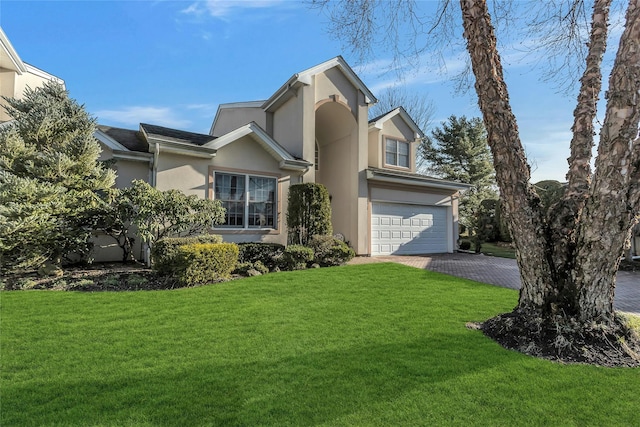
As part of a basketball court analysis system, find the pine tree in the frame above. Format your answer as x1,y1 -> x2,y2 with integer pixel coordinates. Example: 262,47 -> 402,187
0,82 -> 115,271
421,115 -> 497,247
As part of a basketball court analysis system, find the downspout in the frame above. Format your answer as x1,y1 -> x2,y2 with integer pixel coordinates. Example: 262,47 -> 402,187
151,142 -> 159,187
144,142 -> 160,266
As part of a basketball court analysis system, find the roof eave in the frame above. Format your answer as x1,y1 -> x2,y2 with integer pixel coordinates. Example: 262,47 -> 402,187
279,159 -> 312,171
0,28 -> 26,74
112,150 -> 154,162
366,169 -> 471,192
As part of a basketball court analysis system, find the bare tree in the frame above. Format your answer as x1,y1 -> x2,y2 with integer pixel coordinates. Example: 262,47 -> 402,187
315,0 -> 640,366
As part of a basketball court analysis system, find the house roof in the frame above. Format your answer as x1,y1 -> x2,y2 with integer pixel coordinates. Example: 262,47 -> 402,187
366,167 -> 471,192
96,125 -> 149,153
140,123 -> 216,146
207,122 -> 312,171
369,107 -> 425,139
262,56 -> 378,112
139,123 -> 217,158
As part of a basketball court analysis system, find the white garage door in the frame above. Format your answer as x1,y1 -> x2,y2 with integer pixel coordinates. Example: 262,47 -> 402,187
371,202 -> 448,255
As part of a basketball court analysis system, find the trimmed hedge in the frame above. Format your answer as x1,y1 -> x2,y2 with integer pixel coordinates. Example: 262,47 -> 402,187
174,243 -> 238,286
281,245 -> 314,271
152,235 -> 223,275
308,235 -> 355,266
237,242 -> 285,272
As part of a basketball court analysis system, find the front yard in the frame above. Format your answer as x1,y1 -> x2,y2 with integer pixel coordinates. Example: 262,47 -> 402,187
2,263 -> 639,426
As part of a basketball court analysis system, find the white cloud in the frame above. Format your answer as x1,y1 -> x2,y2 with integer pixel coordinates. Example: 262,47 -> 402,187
94,106 -> 191,129
181,0 -> 287,19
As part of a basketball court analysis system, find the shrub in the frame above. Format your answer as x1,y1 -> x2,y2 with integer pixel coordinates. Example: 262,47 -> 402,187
152,235 -> 223,275
308,235 -> 355,266
237,242 -> 285,271
459,240 -> 472,251
280,245 -> 314,271
286,183 -> 332,246
233,261 -> 269,277
174,243 -> 238,286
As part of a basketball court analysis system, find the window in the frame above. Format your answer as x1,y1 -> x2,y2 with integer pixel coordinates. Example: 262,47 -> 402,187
214,172 -> 276,229
385,138 -> 410,168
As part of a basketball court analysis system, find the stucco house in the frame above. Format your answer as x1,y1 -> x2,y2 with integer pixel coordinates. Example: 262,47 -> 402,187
96,57 -> 470,259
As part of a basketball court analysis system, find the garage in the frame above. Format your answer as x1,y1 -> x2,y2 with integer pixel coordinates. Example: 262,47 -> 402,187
371,202 -> 448,255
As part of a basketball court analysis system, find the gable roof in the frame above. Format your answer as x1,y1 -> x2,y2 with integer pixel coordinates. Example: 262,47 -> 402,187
208,122 -> 311,171
369,107 -> 425,139
263,56 -> 378,112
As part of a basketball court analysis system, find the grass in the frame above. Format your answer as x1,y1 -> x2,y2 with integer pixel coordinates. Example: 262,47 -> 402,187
2,263 -> 639,426
469,241 -> 517,259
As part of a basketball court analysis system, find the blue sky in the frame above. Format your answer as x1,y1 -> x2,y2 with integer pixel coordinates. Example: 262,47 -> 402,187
0,0 -> 621,182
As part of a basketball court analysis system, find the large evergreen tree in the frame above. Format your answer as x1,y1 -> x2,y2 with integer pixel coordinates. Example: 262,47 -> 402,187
0,82 -> 115,271
422,115 -> 497,248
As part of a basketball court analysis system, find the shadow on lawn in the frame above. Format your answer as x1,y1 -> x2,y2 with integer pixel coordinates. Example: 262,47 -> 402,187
4,330 -> 516,426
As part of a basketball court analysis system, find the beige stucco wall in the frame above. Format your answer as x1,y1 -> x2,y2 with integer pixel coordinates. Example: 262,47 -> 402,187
315,68 -> 359,115
211,106 -> 267,137
367,128 -> 380,168
155,152 -> 210,196
0,69 -> 58,122
272,95 -> 305,159
98,145 -> 151,189
211,136 -> 282,175
113,159 -> 150,188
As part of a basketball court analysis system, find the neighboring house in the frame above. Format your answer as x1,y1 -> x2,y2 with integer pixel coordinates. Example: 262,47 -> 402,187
98,56 -> 471,259
0,27 -> 64,122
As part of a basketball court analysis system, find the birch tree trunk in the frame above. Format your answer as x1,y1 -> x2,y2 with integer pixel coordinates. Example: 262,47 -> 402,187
573,0 -> 640,320
461,0 -> 640,363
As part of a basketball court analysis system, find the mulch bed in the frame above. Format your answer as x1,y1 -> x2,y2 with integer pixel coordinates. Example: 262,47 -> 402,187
477,310 -> 640,368
1,263 -> 183,291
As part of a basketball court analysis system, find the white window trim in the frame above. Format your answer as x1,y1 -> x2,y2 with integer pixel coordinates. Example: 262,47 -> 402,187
214,172 -> 278,230
384,138 -> 410,169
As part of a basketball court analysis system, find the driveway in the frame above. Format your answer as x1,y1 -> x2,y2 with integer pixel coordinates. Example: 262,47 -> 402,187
349,253 -> 640,315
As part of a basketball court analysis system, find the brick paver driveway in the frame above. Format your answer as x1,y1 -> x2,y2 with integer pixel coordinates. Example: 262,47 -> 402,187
349,253 -> 640,315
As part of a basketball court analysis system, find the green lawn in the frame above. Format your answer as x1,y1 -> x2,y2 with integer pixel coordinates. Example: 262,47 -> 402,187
2,264 -> 638,426
473,242 -> 517,259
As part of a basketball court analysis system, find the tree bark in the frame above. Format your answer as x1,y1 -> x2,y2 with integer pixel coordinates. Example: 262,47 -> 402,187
548,0 -> 610,277
460,0 -> 556,314
573,0 -> 640,321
